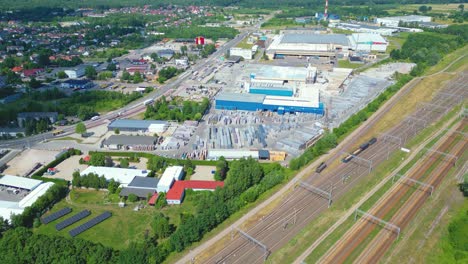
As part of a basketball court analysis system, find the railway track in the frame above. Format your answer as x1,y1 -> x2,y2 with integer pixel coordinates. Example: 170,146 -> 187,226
319,121 -> 467,263
201,73 -> 467,264
354,125 -> 467,263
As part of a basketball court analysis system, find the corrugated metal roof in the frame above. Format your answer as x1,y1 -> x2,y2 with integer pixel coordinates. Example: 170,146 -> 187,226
80,166 -> 150,185
108,119 -> 168,130
0,175 -> 42,190
216,92 -> 265,103
281,34 -> 349,46
18,182 -> 54,208
119,187 -> 155,198
104,135 -> 157,146
128,176 -> 159,188
207,149 -> 259,160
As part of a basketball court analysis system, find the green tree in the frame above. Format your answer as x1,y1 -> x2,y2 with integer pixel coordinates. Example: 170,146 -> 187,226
29,78 -> 41,89
214,156 -> 228,181
85,66 -> 97,80
75,122 -> 87,134
114,128 -> 120,134
57,71 -> 68,79
459,4 -> 464,12
106,63 -> 117,71
89,153 -> 105,166
127,193 -> 138,202
155,192 -> 167,209
120,158 -> 129,168
121,70 -> 131,81
108,179 -> 120,194
151,213 -> 173,239
133,71 -> 144,83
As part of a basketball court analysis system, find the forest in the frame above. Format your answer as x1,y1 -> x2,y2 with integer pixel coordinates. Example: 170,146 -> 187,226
144,97 -> 210,122
390,24 -> 467,75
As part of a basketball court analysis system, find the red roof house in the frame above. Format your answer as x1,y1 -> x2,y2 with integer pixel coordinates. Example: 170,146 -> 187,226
166,180 -> 224,205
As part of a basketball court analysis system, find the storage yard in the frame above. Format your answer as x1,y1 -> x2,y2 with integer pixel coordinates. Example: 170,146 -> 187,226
191,70 -> 467,264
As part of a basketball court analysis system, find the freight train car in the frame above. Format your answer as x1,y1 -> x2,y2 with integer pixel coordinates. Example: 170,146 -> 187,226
342,137 -> 377,163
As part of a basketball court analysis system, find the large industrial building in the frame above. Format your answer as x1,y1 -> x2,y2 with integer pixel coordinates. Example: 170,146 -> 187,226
215,65 -> 324,115
108,119 -> 168,133
102,135 -> 157,151
266,33 -> 388,59
0,175 -> 54,222
375,15 -> 431,27
331,22 -> 397,36
266,34 -> 351,59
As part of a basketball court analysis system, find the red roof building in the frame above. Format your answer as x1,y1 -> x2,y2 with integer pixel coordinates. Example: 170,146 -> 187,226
148,193 -> 159,206
22,68 -> 44,78
166,180 -> 224,205
12,66 -> 23,73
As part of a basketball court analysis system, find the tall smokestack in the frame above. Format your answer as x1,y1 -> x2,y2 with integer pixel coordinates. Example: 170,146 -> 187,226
324,0 -> 329,19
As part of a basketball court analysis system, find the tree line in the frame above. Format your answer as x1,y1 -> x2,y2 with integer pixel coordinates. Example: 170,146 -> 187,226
390,25 -> 467,76
144,97 -> 210,122
0,89 -> 143,126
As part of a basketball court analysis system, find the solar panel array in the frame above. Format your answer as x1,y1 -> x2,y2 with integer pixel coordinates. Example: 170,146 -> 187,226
69,211 -> 112,237
56,210 -> 91,231
41,207 -> 72,224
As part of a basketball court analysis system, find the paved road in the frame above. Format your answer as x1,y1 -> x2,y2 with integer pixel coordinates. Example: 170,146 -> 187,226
0,31 -> 250,150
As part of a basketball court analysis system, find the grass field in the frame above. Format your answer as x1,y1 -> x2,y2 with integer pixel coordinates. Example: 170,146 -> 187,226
52,136 -> 83,143
337,60 -> 363,69
236,38 -> 255,49
387,4 -> 462,14
35,188 -> 195,250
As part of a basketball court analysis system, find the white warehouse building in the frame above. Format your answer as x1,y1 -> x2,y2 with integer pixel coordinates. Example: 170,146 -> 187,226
229,46 -> 258,60
349,33 -> 388,52
80,166 -> 151,187
376,15 -> 431,27
156,166 -> 184,193
0,175 -> 54,223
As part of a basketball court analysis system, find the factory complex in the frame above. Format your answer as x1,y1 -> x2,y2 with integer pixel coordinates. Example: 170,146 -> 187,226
215,64 -> 324,115
266,33 -> 388,59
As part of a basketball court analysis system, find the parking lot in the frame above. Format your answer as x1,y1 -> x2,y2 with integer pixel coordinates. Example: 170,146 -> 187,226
190,166 -> 216,181
4,149 -> 59,177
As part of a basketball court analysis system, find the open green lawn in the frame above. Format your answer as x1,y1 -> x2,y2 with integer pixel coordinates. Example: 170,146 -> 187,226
235,38 -> 254,49
337,60 -> 363,69
35,188 -> 195,250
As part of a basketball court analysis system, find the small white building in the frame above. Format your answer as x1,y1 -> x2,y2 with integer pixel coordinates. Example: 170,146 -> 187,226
0,175 -> 42,191
230,47 -> 253,60
80,166 -> 150,187
148,123 -> 169,134
156,166 -> 184,193
207,149 -> 260,160
64,68 -> 85,79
